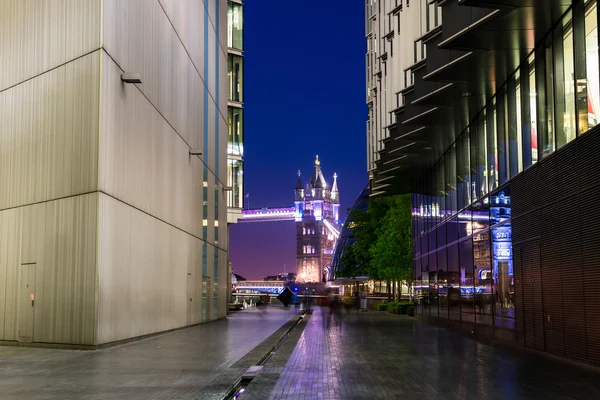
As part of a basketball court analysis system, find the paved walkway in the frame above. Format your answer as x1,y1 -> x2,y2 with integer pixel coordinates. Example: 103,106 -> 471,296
247,307 -> 600,400
0,306 -> 298,400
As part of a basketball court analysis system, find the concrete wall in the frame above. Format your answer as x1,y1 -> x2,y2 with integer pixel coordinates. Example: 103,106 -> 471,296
0,0 -> 228,347
0,0 -> 101,346
97,0 -> 229,344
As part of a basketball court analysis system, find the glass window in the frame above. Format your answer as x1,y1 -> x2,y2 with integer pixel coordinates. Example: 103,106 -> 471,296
436,161 -> 446,221
437,224 -> 447,250
447,244 -> 460,321
228,107 -> 244,156
508,70 -> 524,176
447,216 -> 459,244
416,257 -> 427,315
490,187 -> 514,328
471,197 -> 490,234
523,53 -> 539,166
228,55 -> 244,103
227,159 -> 244,209
469,127 -> 479,200
497,89 -> 509,183
556,11 -> 577,148
459,238 -> 475,323
487,100 -> 498,191
431,175 -> 440,227
428,252 -> 439,317
447,144 -> 457,214
581,0 -> 600,134
473,231 -> 493,325
414,258 -> 421,314
444,154 -> 452,217
541,36 -> 557,157
457,133 -> 470,210
457,207 -> 471,239
477,112 -> 488,196
428,231 -> 436,258
227,2 -> 244,50
437,248 -> 448,319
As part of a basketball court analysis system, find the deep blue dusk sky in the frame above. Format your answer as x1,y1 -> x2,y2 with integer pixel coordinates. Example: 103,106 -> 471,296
229,0 -> 367,280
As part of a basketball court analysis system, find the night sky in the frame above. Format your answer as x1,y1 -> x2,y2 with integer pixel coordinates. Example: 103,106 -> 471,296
229,0 -> 367,280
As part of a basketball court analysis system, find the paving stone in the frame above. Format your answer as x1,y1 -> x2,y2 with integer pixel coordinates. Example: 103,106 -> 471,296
242,307 -> 600,400
0,306 -> 298,400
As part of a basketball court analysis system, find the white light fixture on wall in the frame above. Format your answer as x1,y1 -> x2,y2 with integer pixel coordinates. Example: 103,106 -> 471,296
121,72 -> 142,83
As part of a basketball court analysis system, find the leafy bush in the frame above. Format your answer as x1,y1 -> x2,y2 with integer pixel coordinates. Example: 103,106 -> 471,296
372,303 -> 388,311
386,301 -> 414,314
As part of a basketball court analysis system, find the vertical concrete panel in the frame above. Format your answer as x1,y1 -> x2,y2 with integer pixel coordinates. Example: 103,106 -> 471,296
0,195 -> 98,345
0,0 -> 101,91
96,194 -> 208,344
102,0 -> 204,149
99,53 -> 203,238
0,52 -> 100,210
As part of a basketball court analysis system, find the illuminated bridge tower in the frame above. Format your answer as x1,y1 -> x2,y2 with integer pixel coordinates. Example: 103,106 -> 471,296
295,156 -> 341,283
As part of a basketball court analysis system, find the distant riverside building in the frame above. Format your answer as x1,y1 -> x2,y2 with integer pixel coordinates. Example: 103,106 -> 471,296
294,157 -> 342,283
0,1 -> 229,347
366,0 -> 600,366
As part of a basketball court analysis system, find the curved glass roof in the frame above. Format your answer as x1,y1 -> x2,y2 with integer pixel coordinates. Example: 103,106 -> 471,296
328,185 -> 369,280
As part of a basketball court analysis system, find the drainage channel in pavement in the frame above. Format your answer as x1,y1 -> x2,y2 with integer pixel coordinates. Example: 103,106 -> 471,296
223,309 -> 312,400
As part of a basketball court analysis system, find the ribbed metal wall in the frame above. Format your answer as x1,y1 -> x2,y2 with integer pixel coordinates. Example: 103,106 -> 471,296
512,125 -> 600,365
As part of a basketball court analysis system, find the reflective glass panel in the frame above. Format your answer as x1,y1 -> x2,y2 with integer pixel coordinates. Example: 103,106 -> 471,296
529,54 -> 539,165
227,2 -> 244,50
447,244 -> 460,321
509,70 -> 524,175
557,12 -> 577,148
582,0 -> 600,133
228,54 -> 243,102
437,248 -> 448,319
428,252 -> 439,317
459,239 -> 475,323
487,99 -> 499,191
457,133 -> 470,210
228,107 -> 244,156
542,36 -> 556,157
473,231 -> 493,325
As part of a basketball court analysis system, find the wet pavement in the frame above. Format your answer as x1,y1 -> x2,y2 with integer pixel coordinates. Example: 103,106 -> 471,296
0,306 -> 298,400
245,307 -> 600,400
4,305 -> 600,400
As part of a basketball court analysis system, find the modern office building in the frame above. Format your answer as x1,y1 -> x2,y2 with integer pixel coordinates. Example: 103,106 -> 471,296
227,0 -> 245,221
367,0 -> 600,365
0,1 -> 229,348
225,0 -> 244,308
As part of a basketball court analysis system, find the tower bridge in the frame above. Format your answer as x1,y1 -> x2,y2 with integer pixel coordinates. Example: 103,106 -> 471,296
237,156 -> 342,283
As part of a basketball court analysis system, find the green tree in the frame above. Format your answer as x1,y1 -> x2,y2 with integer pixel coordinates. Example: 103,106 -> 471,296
370,195 -> 413,299
338,194 -> 413,299
338,196 -> 391,279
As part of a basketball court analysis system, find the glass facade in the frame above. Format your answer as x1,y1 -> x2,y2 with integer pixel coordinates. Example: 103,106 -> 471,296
227,1 -> 243,51
227,159 -> 244,209
228,107 -> 243,156
228,54 -> 243,104
412,1 -> 599,330
329,186 -> 370,280
227,1 -> 244,211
